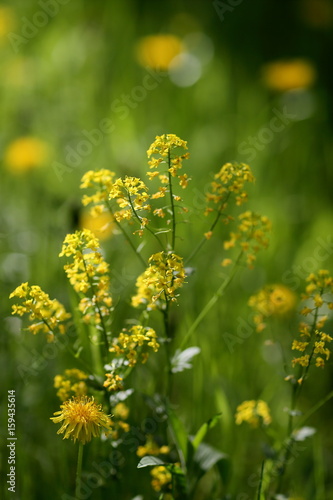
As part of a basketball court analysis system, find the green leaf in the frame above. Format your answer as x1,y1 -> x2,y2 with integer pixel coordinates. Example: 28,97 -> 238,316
167,406 -> 190,465
171,346 -> 201,373
137,456 -> 165,468
192,413 -> 222,451
166,464 -> 188,498
194,442 -> 228,473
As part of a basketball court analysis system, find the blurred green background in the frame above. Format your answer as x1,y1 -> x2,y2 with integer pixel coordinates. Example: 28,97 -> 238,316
1,0 -> 333,499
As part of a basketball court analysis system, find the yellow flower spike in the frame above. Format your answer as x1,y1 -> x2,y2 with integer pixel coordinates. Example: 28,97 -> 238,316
109,325 -> 160,366
50,396 -> 112,444
131,252 -> 186,310
9,283 -> 71,339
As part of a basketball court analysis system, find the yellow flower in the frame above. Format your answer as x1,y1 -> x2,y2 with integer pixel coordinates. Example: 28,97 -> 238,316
131,252 -> 186,310
261,59 -> 316,91
9,282 -> 71,341
150,465 -> 172,492
135,34 -> 183,70
248,284 -> 297,331
4,137 -> 50,173
60,229 -> 113,324
50,396 -> 112,444
109,325 -> 159,367
54,369 -> 89,402
80,210 -> 114,241
235,400 -> 272,427
137,435 -> 170,457
223,211 -> 271,269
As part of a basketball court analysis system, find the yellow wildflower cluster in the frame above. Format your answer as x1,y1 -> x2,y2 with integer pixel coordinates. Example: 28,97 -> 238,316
248,284 -> 297,332
291,270 -> 333,371
131,252 -> 186,310
50,396 -> 112,444
59,229 -> 112,324
109,325 -> 159,366
235,400 -> 272,428
103,373 -> 124,392
150,466 -> 172,493
109,177 -> 151,233
137,435 -> 170,457
223,211 -> 271,268
205,162 -> 255,217
147,134 -> 190,201
81,169 -> 116,217
9,283 -> 70,342
109,403 -> 130,439
54,369 -> 89,402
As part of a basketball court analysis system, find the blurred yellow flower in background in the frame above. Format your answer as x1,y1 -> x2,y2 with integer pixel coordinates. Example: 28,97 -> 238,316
300,0 -> 333,28
261,59 -> 317,91
80,210 -> 114,241
4,137 -> 50,173
249,284 -> 297,332
235,399 -> 272,427
0,6 -> 15,40
135,34 -> 183,70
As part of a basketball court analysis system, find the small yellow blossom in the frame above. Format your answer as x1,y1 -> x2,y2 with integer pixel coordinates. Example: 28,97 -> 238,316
150,465 -> 172,492
50,396 -> 112,444
54,369 -> 88,401
5,137 -> 50,173
103,373 -> 124,392
137,435 -> 170,457
235,400 -> 272,427
109,325 -> 159,367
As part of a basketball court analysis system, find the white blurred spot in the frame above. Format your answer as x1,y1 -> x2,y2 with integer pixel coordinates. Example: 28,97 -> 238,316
169,53 -> 202,87
183,32 -> 214,65
279,88 -> 316,121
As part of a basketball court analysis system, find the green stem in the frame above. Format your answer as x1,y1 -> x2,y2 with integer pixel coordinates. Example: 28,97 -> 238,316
106,201 -> 147,268
168,150 -> 176,251
256,460 -> 265,500
185,193 -> 231,265
81,256 -> 109,355
179,252 -> 242,350
75,442 -> 84,500
127,194 -> 165,250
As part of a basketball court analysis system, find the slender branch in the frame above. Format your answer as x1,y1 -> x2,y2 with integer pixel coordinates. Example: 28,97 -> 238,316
126,194 -> 165,250
185,193 -> 231,265
179,252 -> 243,350
168,150 -> 176,251
106,200 -> 147,268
